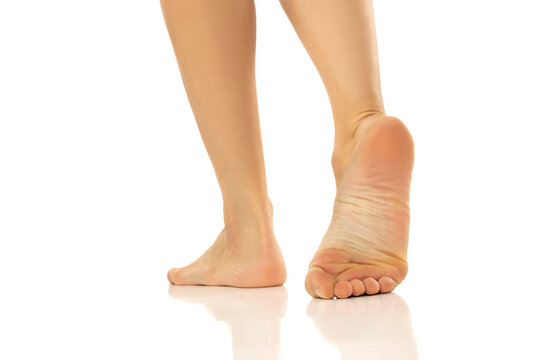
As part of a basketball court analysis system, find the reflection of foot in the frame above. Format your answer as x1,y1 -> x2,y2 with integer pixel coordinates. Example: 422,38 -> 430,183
168,285 -> 288,321
307,294 -> 418,360
169,285 -> 288,360
167,225 -> 287,288
306,115 -> 414,299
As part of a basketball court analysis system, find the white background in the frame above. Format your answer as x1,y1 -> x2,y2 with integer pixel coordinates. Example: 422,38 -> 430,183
1,1 -> 539,359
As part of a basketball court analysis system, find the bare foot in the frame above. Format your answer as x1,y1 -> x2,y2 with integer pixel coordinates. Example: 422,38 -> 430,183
305,115 -> 414,299
167,224 -> 287,288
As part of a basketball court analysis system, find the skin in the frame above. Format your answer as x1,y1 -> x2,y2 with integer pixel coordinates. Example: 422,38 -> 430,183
162,0 -> 414,299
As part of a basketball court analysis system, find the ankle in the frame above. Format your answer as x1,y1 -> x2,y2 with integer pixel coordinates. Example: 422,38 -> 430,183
223,195 -> 274,234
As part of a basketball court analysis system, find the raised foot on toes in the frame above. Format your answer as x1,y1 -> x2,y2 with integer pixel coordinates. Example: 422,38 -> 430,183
305,115 -> 414,299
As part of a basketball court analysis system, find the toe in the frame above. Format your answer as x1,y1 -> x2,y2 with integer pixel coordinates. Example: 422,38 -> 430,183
334,280 -> 353,299
305,267 -> 337,299
351,279 -> 366,296
364,277 -> 381,295
168,263 -> 206,286
167,268 -> 177,284
378,276 -> 398,293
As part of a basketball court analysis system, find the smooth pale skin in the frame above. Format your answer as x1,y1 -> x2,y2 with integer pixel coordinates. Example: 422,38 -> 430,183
161,0 -> 414,299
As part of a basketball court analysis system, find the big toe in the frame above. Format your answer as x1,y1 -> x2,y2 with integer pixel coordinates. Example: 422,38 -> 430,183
168,267 -> 193,285
167,268 -> 177,284
305,267 -> 337,299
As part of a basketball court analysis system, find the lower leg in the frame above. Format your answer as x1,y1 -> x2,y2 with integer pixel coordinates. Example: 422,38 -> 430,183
280,0 -> 387,182
280,0 -> 414,298
161,0 -> 285,287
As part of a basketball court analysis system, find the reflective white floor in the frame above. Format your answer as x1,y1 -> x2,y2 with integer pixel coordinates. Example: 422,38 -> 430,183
168,286 -> 418,360
1,255 -> 539,359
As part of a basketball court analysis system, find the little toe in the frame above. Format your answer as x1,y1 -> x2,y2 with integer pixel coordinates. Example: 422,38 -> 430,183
351,279 -> 366,296
364,277 -> 381,295
306,267 -> 337,299
378,276 -> 398,293
334,280 -> 353,299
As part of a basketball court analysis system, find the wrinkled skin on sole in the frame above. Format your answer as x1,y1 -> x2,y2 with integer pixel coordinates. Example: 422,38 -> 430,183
305,116 -> 414,299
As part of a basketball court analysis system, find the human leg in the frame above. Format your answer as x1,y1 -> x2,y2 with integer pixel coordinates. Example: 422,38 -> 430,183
280,0 -> 414,298
161,0 -> 286,287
